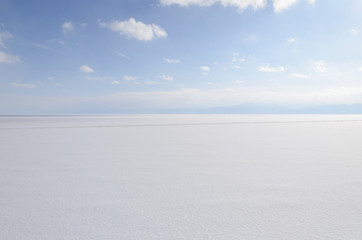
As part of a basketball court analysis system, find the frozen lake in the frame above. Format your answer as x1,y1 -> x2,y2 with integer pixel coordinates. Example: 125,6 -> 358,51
1,114 -> 362,239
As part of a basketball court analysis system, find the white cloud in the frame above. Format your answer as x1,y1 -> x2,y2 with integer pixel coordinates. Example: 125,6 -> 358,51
232,56 -> 245,63
258,64 -> 286,72
99,18 -> 167,41
273,0 -> 297,13
273,0 -> 315,12
165,58 -> 181,63
311,60 -> 327,73
0,31 -> 12,48
145,81 -> 161,85
79,65 -> 94,73
233,80 -> 244,84
158,75 -> 174,81
115,52 -> 130,59
221,0 -> 267,11
358,67 -> 362,72
288,38 -> 296,43
111,81 -> 120,85
151,24 -> 168,38
290,73 -> 308,78
62,21 -> 74,34
200,66 -> 210,71
0,32 -> 19,64
233,65 -> 242,69
0,51 -> 20,63
350,29 -> 358,36
159,0 -> 267,11
10,82 -> 35,88
123,75 -> 137,81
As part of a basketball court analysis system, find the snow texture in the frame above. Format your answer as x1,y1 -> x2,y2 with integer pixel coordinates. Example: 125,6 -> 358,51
1,114 -> 362,239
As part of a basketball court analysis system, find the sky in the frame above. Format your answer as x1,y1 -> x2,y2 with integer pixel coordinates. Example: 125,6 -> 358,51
1,0 -> 362,114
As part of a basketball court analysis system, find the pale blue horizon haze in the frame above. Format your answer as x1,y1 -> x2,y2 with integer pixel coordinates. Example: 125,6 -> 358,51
1,0 -> 362,114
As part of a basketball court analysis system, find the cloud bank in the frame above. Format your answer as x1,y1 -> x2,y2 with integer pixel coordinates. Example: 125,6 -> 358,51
159,0 -> 267,11
159,0 -> 315,12
4,86 -> 362,114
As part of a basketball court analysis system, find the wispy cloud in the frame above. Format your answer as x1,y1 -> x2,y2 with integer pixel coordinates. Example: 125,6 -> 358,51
115,52 -> 130,59
311,60 -> 327,73
145,81 -> 161,85
0,31 -> 12,48
200,66 -> 210,71
288,38 -> 296,43
308,0 -> 315,5
233,80 -> 244,84
165,58 -> 181,63
258,64 -> 286,72
243,34 -> 259,43
79,65 -> 94,73
233,65 -> 242,69
123,75 -> 137,81
33,43 -> 54,51
290,73 -> 308,78
99,18 -> 167,41
200,66 -> 210,75
232,54 -> 246,63
350,28 -> 358,36
0,51 -> 20,63
62,21 -> 74,34
111,81 -> 120,85
10,82 -> 35,88
158,75 -> 173,81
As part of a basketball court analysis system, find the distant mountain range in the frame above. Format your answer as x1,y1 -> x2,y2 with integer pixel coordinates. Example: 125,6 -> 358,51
5,104 -> 362,115
158,104 -> 362,114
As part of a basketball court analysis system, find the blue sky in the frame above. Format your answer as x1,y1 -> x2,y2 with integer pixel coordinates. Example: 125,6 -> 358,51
1,0 -> 362,114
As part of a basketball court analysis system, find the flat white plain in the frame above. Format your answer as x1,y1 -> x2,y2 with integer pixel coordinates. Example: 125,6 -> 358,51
1,115 -> 362,239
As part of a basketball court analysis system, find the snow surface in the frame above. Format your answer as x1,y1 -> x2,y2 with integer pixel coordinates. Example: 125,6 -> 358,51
1,114 -> 362,239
